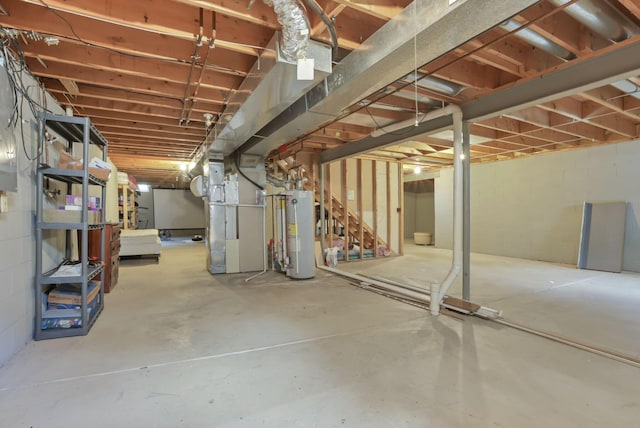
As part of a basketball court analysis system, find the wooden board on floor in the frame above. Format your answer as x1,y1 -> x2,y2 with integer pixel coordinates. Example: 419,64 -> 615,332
315,241 -> 324,267
443,296 -> 481,313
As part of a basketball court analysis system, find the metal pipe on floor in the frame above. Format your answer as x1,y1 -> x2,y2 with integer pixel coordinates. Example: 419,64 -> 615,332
493,318 -> 640,369
320,266 -> 431,304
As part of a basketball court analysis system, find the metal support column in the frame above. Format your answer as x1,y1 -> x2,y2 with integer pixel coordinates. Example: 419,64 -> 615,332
462,121 -> 471,300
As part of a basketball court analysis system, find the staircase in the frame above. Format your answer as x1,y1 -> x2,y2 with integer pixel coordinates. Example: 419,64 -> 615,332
274,158 -> 386,251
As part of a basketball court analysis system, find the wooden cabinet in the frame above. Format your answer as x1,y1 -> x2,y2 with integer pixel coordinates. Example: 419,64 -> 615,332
88,223 -> 121,293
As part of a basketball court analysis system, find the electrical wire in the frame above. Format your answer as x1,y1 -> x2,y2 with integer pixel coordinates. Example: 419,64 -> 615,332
34,0 -> 268,75
234,151 -> 264,190
1,31 -> 50,161
362,104 -> 426,137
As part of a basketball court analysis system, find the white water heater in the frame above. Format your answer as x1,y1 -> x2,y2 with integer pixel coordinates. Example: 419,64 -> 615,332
282,189 -> 316,279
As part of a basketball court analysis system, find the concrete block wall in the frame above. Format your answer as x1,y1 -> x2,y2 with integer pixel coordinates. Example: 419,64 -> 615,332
435,140 -> 640,272
0,73 -> 63,366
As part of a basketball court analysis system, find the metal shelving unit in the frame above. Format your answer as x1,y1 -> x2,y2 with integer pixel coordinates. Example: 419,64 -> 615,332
34,113 -> 108,340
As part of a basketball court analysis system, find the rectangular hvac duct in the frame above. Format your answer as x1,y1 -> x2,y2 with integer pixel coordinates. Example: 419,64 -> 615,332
206,34 -> 332,156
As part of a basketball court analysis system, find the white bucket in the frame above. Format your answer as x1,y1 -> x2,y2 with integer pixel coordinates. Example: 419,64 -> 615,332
414,232 -> 432,245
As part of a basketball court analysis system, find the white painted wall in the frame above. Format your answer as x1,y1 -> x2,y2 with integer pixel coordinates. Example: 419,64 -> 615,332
404,192 -> 417,238
0,71 -> 64,365
435,141 -> 640,272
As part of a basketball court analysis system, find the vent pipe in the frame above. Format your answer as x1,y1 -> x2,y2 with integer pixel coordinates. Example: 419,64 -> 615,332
264,0 -> 310,61
404,73 -> 465,96
549,0 -> 640,42
610,80 -> 640,100
500,18 -> 576,60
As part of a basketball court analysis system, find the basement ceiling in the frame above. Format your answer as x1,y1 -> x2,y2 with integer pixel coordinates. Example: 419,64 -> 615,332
2,0 -> 640,185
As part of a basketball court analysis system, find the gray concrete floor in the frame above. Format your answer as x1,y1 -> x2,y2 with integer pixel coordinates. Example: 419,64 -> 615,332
0,240 -> 639,427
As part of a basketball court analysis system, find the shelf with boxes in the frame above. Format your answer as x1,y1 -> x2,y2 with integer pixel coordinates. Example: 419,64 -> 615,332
118,174 -> 139,230
35,113 -> 110,340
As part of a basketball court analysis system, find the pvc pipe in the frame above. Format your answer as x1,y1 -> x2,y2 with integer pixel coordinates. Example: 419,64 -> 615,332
435,106 -> 464,310
280,196 -> 289,267
322,104 -> 464,316
391,104 -> 463,314
430,283 -> 440,316
293,200 -> 300,276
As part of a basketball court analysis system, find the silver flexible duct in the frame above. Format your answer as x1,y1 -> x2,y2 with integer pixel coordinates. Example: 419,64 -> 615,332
500,18 -> 575,60
263,0 -> 310,62
549,0 -> 640,42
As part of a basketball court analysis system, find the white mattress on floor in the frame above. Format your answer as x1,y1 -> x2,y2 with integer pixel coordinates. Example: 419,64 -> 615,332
121,229 -> 160,245
120,229 -> 162,256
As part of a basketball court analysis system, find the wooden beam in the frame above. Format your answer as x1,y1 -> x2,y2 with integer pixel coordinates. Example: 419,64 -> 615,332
100,128 -> 202,143
90,118 -> 204,136
619,0 -> 640,19
0,0 -> 257,65
518,2 -> 585,56
24,43 -> 243,88
21,0 -> 273,56
173,0 -> 278,29
332,0 -> 405,21
71,108 -> 204,128
27,58 -> 230,103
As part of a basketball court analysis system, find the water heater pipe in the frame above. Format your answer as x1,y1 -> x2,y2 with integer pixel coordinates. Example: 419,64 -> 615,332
280,196 -> 289,267
293,200 -> 300,276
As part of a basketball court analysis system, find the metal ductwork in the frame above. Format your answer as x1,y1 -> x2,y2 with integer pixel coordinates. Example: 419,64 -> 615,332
403,73 -> 465,96
264,0 -> 310,62
610,80 -> 640,100
549,0 -> 640,42
206,33 -> 332,156
235,0 -> 540,157
500,18 -> 576,60
392,90 -> 442,107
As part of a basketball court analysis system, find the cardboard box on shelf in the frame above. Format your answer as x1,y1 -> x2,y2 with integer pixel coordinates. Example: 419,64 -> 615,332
48,281 -> 100,306
57,152 -> 111,181
89,167 -> 111,181
43,209 -> 102,224
64,195 -> 101,211
58,151 -> 82,170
